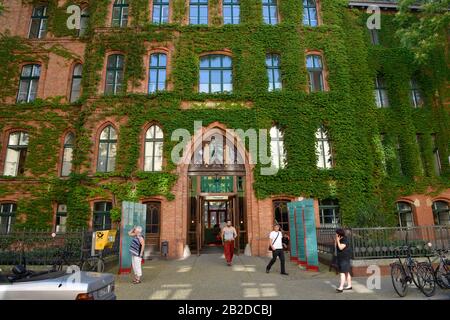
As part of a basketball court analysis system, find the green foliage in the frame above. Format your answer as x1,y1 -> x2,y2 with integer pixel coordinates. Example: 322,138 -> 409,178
0,1 -> 448,229
396,0 -> 450,66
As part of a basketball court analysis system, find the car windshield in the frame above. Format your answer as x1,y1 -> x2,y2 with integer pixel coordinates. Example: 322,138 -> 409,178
0,269 -> 67,284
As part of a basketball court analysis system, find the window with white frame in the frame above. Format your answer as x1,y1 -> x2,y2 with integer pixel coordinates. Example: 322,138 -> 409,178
153,0 -> 169,24
319,199 -> 340,226
17,64 -> 41,103
433,201 -> 450,226
112,0 -> 129,27
0,203 -> 16,235
144,125 -> 164,171
270,126 -> 286,169
223,0 -> 240,25
315,126 -> 333,169
70,64 -> 82,102
97,126 -> 117,173
4,132 -> 29,177
374,74 -> 389,107
29,5 -> 48,39
61,132 -> 75,177
396,202 -> 414,227
303,0 -> 318,27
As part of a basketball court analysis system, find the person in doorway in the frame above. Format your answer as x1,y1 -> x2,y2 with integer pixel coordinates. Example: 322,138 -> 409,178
128,226 -> 145,284
266,224 -> 288,275
335,228 -> 352,292
221,219 -> 237,266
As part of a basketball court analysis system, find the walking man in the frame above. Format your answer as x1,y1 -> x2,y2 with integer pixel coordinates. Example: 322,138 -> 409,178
221,219 -> 237,266
266,224 -> 288,275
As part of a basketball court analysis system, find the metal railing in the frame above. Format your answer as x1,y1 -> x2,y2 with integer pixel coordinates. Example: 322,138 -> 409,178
0,229 -> 120,266
317,225 -> 450,260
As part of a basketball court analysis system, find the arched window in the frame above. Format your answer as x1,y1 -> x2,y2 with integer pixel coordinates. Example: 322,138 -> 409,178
93,201 -> 112,231
70,63 -> 82,102
374,74 -> 389,107
97,126 -> 117,173
149,53 -> 167,93
316,126 -> 333,169
270,126 -> 286,169
112,0 -> 129,27
0,203 -> 17,235
273,200 -> 290,231
319,199 -> 340,226
266,54 -> 282,91
306,54 -> 324,92
410,78 -> 423,108
153,0 -> 169,24
79,6 -> 89,36
396,202 -> 414,227
223,0 -> 240,25
190,0 -> 208,25
29,5 -> 48,39
17,64 -> 41,103
199,55 -> 232,93
105,54 -> 124,95
432,201 -> 449,226
144,125 -> 164,172
262,0 -> 278,25
303,0 -> 318,27
4,131 -> 29,177
61,132 -> 75,177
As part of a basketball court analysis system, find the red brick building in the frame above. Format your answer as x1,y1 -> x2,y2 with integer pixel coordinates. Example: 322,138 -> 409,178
0,0 -> 448,259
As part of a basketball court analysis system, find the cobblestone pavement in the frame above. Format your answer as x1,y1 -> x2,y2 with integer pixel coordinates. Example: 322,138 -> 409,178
113,253 -> 450,300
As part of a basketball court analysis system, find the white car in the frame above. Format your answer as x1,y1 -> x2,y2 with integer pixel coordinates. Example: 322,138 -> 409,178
0,265 -> 116,300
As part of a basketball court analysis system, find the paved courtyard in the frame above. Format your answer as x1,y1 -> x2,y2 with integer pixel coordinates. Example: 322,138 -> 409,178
113,253 -> 450,300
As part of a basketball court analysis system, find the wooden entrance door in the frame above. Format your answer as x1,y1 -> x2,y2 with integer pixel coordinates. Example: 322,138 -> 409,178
144,201 -> 161,255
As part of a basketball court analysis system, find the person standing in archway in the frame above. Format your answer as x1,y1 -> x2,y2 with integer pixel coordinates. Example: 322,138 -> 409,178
221,219 -> 237,266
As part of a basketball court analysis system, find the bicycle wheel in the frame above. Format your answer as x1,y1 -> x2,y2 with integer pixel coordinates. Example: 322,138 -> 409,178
417,264 -> 436,297
81,259 -> 96,272
391,263 -> 408,297
409,263 -> 422,288
435,263 -> 450,289
96,258 -> 105,273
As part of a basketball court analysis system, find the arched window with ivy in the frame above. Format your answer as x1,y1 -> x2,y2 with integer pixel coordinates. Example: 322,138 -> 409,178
97,126 -> 117,173
144,125 -> 164,171
105,54 -> 124,95
29,5 -> 48,39
70,63 -> 82,102
61,132 -> 75,177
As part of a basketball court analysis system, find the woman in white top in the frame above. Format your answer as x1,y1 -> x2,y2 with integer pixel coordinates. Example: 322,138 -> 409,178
266,224 -> 288,275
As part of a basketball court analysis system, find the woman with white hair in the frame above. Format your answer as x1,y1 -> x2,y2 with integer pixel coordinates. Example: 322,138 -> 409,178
128,226 -> 145,284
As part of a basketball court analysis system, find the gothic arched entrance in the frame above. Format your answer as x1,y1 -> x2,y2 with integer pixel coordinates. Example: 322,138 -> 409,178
185,125 -> 249,255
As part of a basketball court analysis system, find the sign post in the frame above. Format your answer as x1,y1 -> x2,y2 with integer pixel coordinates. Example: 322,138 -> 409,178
119,201 -> 147,274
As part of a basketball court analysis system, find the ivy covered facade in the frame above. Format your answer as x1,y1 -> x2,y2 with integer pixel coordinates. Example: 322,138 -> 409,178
0,0 -> 448,258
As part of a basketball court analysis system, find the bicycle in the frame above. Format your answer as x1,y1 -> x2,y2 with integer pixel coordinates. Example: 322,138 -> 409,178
390,244 -> 435,297
423,246 -> 450,290
79,249 -> 105,273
